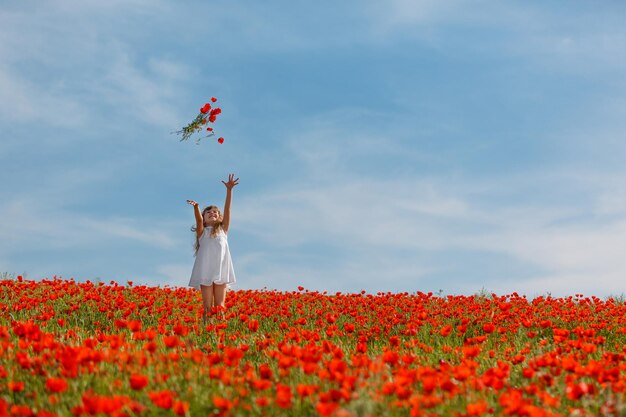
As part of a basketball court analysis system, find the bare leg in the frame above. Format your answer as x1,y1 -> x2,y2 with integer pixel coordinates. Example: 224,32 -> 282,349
200,284 -> 214,324
212,284 -> 227,319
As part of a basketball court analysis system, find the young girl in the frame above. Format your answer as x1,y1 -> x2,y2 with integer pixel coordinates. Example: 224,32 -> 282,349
187,173 -> 239,322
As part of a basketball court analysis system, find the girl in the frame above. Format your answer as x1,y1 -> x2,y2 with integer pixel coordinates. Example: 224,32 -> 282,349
187,173 -> 239,322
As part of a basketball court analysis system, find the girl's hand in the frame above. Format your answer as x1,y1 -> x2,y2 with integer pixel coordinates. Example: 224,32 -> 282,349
222,174 -> 240,190
186,199 -> 199,207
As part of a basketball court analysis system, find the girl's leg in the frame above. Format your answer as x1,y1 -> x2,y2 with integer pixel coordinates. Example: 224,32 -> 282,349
212,284 -> 227,319
199,284 -> 214,324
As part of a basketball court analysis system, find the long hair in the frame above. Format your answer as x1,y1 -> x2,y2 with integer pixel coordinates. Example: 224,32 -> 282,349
191,205 -> 224,256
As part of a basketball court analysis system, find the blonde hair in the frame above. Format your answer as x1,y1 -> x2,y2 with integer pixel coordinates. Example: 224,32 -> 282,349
191,205 -> 223,255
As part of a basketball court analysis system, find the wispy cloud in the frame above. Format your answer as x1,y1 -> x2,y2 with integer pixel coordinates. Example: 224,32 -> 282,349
0,64 -> 90,128
95,51 -> 191,129
230,118 -> 626,296
236,252 -> 437,294
132,263 -> 192,288
236,174 -> 626,296
0,1 -> 189,132
365,1 -> 626,75
0,165 -> 181,258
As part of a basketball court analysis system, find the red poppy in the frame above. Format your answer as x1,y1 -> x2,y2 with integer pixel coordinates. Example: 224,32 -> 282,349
259,363 -> 273,379
8,381 -> 25,392
255,397 -> 269,407
248,319 -> 259,332
149,390 -> 175,409
213,396 -> 232,410
275,384 -> 292,409
163,335 -> 179,348
172,324 -> 189,336
45,378 -> 68,393
316,402 -> 339,416
128,320 -> 142,332
172,400 -> 189,416
129,374 -> 149,390
466,400 -> 488,416
9,405 -> 33,417
382,350 -> 399,366
296,384 -> 317,397
482,323 -> 496,333
440,324 -> 453,336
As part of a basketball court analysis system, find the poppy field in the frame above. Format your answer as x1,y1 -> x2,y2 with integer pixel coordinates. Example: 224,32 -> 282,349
0,277 -> 625,417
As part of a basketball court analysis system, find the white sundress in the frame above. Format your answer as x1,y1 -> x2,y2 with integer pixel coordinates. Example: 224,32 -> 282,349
188,227 -> 236,289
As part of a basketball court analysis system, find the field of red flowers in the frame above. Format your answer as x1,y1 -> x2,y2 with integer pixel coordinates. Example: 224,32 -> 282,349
0,277 -> 625,417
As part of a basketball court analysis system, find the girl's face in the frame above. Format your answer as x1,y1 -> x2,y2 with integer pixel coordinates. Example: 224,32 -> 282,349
203,208 -> 221,225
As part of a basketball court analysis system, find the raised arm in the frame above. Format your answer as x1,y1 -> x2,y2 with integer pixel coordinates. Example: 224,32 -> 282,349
221,174 -> 239,233
187,200 -> 204,238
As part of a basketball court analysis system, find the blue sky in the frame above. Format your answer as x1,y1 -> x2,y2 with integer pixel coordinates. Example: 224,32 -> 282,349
2,1 -> 626,297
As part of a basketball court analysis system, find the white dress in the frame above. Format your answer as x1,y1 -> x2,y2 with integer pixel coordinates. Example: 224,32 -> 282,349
188,227 -> 236,289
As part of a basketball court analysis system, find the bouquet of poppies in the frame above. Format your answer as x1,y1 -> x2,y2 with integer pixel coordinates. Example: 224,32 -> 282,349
175,97 -> 224,144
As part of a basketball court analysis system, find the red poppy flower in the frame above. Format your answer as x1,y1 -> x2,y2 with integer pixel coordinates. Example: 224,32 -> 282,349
248,319 -> 259,332
172,324 -> 189,336
172,400 -> 189,416
440,325 -> 453,336
275,384 -> 292,409
149,390 -> 175,409
129,375 -> 149,390
255,397 -> 269,407
45,378 -> 68,393
9,405 -> 33,416
8,381 -> 24,392
163,335 -> 179,348
213,396 -> 232,410
467,400 -> 488,416
482,323 -> 496,333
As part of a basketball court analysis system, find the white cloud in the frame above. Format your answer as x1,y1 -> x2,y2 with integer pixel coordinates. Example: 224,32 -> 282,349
0,199 -> 179,252
236,175 -> 626,296
367,0 -> 464,28
0,64 -> 90,128
0,165 -> 182,261
132,263 -> 191,288
364,0 -> 532,39
235,250 -> 437,294
490,273 -> 626,299
236,177 -> 473,250
229,122 -> 626,297
95,50 -> 188,129
365,1 -> 626,75
0,1 -> 190,133
596,189 -> 626,215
